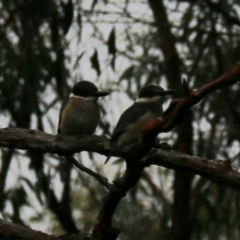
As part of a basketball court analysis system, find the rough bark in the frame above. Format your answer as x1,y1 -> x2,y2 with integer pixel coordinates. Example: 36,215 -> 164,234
0,128 -> 239,190
0,219 -> 89,240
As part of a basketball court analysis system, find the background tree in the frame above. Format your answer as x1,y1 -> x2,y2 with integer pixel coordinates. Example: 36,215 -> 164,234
0,0 -> 240,239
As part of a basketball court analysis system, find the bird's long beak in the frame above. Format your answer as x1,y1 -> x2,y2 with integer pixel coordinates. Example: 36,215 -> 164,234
95,91 -> 110,97
161,89 -> 176,96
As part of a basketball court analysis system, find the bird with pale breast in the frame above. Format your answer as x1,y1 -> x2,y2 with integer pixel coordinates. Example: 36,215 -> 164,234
58,81 -> 109,135
105,85 -> 176,164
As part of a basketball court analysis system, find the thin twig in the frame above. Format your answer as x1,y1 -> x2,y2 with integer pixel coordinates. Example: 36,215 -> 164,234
65,155 -> 112,190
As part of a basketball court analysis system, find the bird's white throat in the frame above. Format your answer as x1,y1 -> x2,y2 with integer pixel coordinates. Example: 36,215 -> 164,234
69,93 -> 97,101
137,96 -> 161,103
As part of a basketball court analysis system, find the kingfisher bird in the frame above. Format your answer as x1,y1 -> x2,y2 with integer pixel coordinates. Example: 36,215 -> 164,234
105,85 -> 176,164
58,81 -> 109,135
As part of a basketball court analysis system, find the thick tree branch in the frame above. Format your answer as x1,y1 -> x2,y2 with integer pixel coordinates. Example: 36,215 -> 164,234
93,162 -> 143,239
0,219 -> 90,240
0,128 -> 109,156
0,218 -> 57,240
145,149 -> 240,190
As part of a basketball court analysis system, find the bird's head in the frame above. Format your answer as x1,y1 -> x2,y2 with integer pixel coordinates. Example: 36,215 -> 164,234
71,81 -> 109,100
137,85 -> 176,103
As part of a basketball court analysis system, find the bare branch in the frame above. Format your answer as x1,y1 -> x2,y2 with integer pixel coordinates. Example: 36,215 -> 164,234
65,155 -> 112,190
0,218 -> 57,240
0,219 -> 90,240
145,149 -> 240,190
92,163 -> 142,240
143,62 -> 240,135
0,128 -> 110,156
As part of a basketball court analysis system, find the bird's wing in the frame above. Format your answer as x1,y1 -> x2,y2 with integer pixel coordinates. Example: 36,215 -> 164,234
111,102 -> 150,143
57,99 -> 68,134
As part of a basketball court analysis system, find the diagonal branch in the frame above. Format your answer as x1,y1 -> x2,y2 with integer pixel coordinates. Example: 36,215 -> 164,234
93,162 -> 143,239
143,62 -> 240,135
65,155 -> 112,190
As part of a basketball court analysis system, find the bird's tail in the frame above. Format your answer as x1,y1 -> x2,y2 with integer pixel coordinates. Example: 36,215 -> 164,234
105,148 -> 114,164
105,141 -> 120,164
